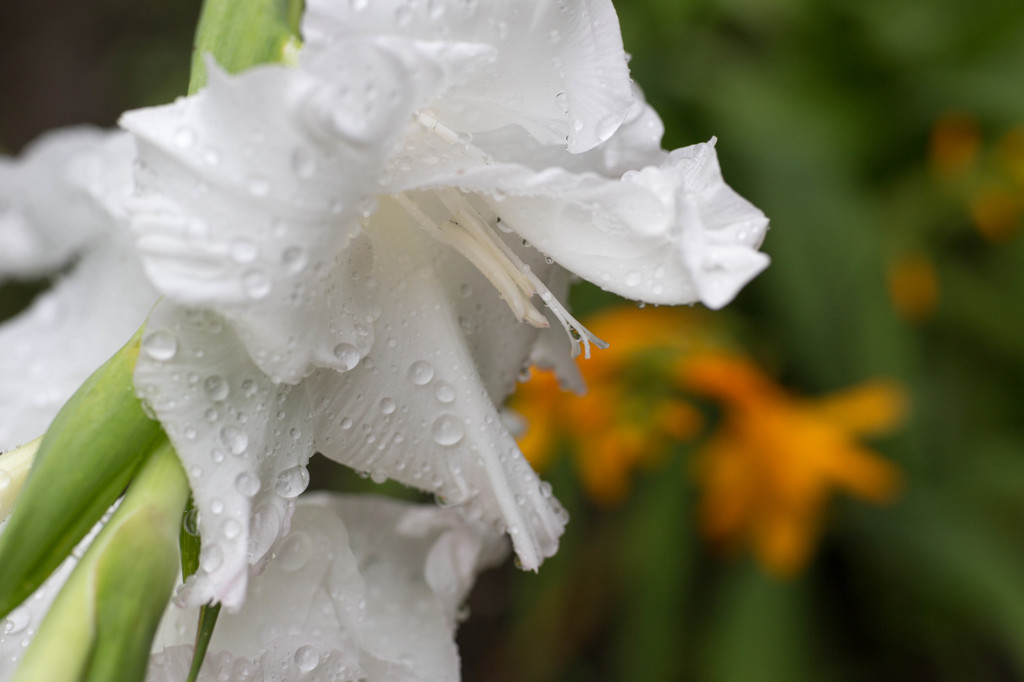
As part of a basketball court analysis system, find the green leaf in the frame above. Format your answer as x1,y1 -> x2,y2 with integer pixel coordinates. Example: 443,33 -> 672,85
0,328 -> 164,621
186,603 -> 222,682
12,438 -> 190,682
0,437 -> 40,522
179,497 -> 222,682
188,0 -> 304,94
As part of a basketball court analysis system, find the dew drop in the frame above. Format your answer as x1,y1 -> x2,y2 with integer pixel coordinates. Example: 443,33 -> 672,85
183,508 -> 201,536
282,246 -> 307,273
142,331 -> 178,361
235,472 -> 261,497
275,466 -> 309,498
294,645 -> 321,672
333,343 -> 361,370
2,607 -> 30,635
554,91 -> 569,114
431,414 -> 464,446
434,381 -> 456,403
203,375 -> 229,401
379,397 -> 396,415
625,271 -> 642,287
219,426 -> 249,455
407,360 -> 434,386
242,269 -> 272,299
222,518 -> 241,540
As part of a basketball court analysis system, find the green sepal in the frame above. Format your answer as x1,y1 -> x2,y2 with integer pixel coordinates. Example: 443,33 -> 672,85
179,497 -> 223,682
186,603 -> 223,682
12,438 -> 190,682
0,328 -> 163,620
188,0 -> 304,94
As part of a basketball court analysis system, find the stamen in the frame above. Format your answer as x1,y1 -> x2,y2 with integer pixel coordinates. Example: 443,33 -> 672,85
394,188 -> 607,358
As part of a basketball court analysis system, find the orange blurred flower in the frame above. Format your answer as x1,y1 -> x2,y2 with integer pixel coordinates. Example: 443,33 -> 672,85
681,352 -> 905,577
513,305 -> 906,577
512,305 -> 714,506
887,252 -> 939,321
929,113 -> 981,178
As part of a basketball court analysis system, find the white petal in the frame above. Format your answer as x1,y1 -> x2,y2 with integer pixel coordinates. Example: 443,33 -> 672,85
0,240 -> 157,450
121,53 -> 416,383
466,82 -> 667,178
150,493 -> 504,682
133,302 -> 318,610
0,128 -> 127,282
312,200 -> 568,570
387,133 -> 769,308
303,0 -> 634,152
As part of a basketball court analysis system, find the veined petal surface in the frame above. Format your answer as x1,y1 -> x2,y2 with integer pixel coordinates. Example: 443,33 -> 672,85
134,302 -> 318,610
121,52 -> 420,383
0,128 -> 122,282
311,200 -> 568,570
303,0 -> 634,152
0,132 -> 155,450
149,493 -> 506,682
386,128 -> 769,309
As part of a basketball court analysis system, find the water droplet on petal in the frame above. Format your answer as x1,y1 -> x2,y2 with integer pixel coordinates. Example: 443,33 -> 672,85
431,414 -> 464,446
379,397 -> 396,414
294,644 -> 320,672
242,270 -> 271,299
282,246 -> 307,273
2,607 -> 30,635
142,331 -> 178,361
434,381 -> 456,403
625,271 -> 642,287
332,343 -> 361,370
407,360 -> 434,385
222,518 -> 241,539
219,426 -> 249,455
275,466 -> 309,498
554,91 -> 569,114
203,375 -> 229,401
235,472 -> 260,497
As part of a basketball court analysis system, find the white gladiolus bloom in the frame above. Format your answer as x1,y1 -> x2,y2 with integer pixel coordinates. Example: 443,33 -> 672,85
120,0 -> 769,609
148,494 -> 506,682
0,129 -> 157,452
0,494 -> 504,682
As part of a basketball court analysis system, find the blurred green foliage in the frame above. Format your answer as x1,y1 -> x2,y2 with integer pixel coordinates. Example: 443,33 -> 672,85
3,0 -> 1024,680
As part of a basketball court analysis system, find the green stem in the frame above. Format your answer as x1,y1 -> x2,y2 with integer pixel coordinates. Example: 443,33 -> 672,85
189,0 -> 305,94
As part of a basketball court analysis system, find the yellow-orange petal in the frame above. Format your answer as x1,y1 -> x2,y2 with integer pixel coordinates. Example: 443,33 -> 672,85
812,380 -> 908,436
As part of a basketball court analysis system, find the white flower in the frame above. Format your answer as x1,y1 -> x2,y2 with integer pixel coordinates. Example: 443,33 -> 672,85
120,0 -> 769,609
149,493 -> 506,682
0,129 -> 157,451
0,494 -> 504,682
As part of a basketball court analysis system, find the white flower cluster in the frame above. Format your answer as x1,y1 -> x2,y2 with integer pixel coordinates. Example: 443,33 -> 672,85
0,0 -> 769,679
